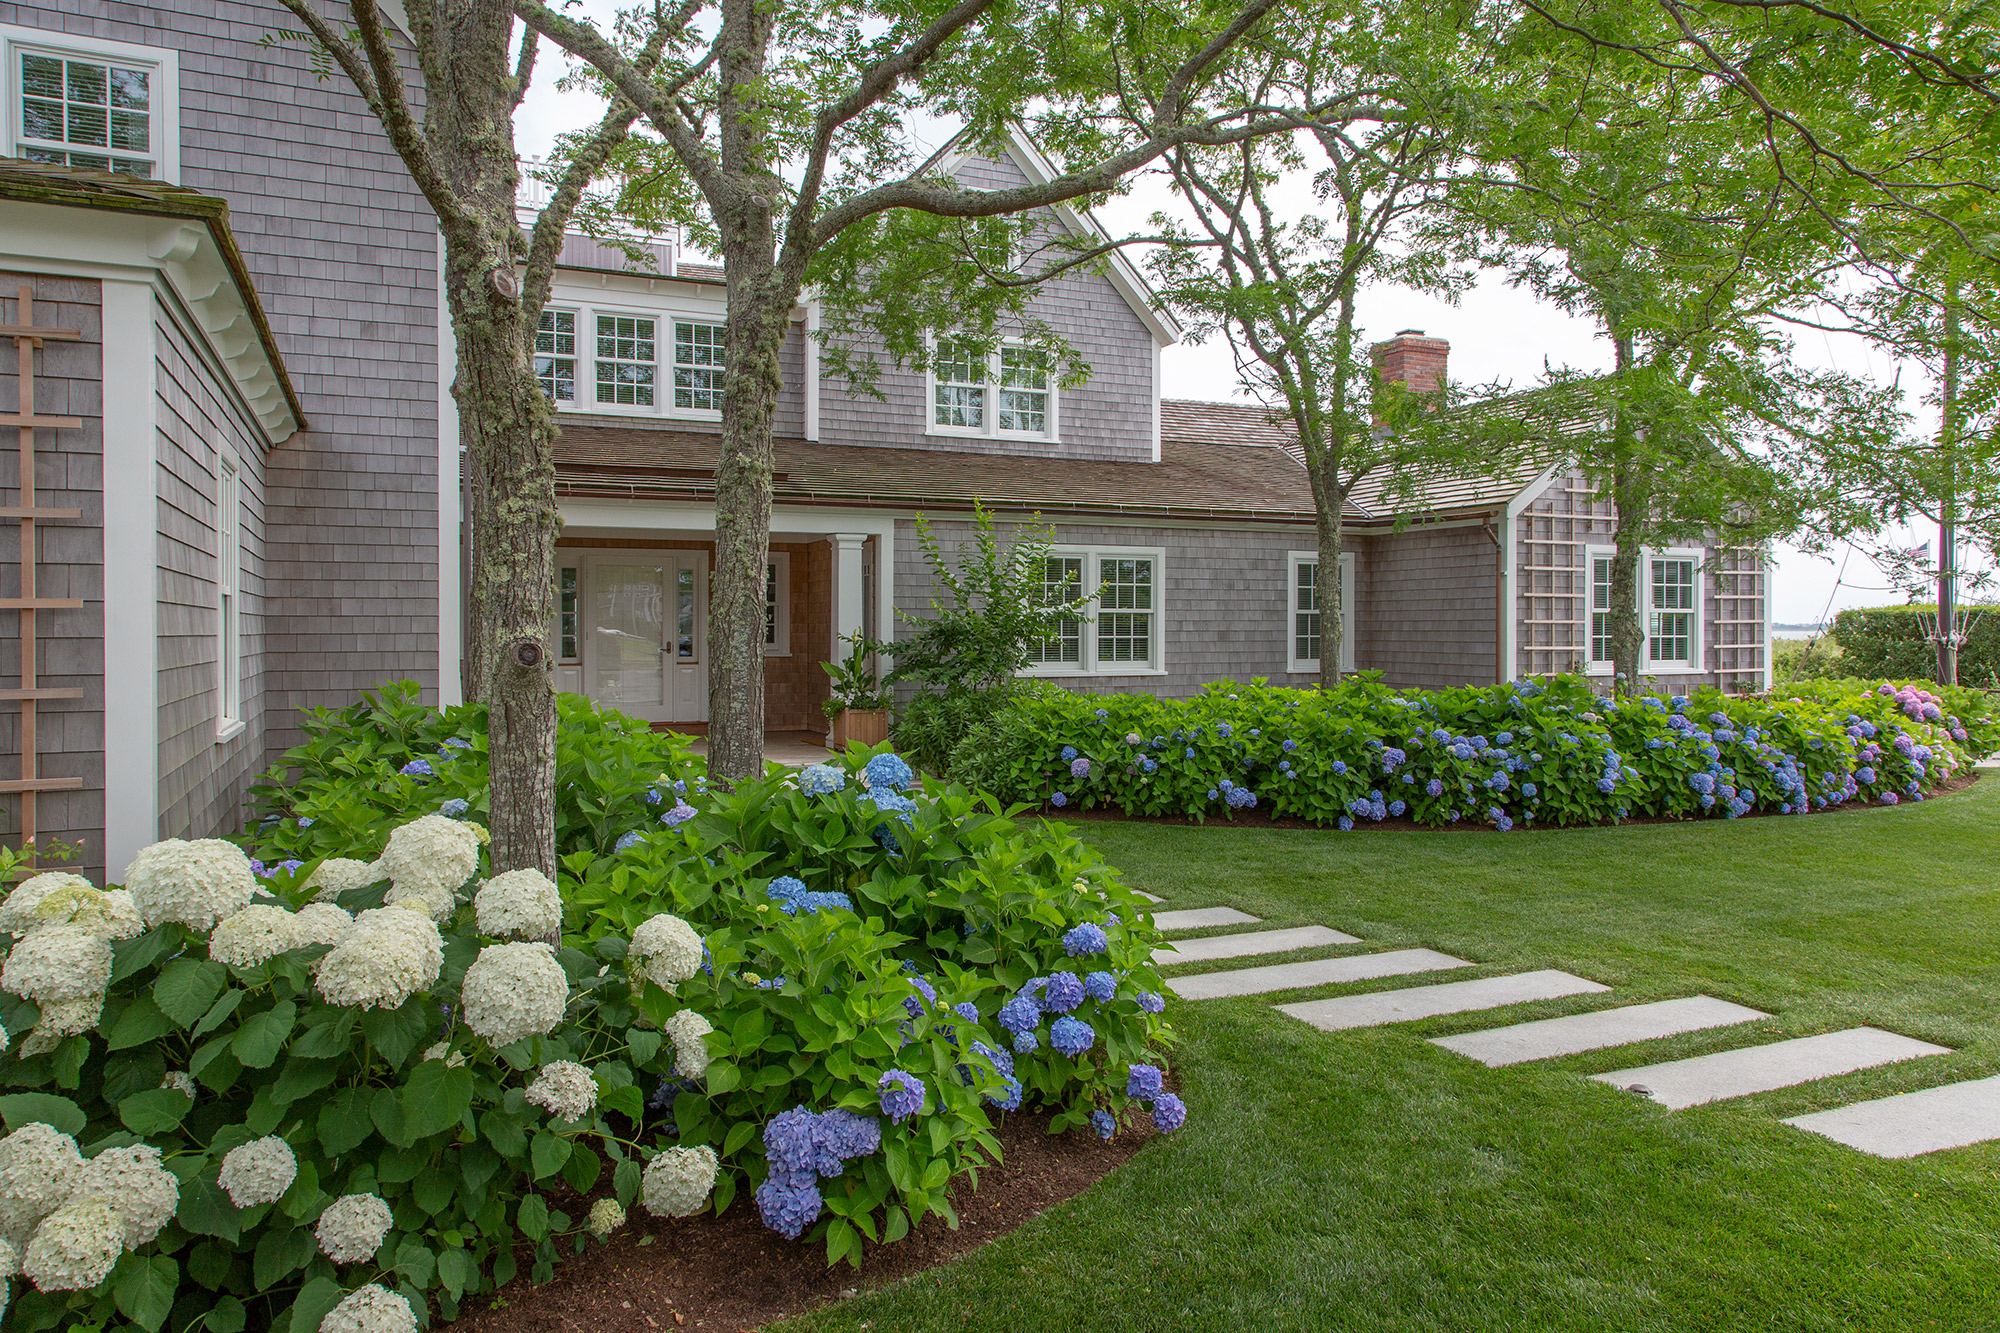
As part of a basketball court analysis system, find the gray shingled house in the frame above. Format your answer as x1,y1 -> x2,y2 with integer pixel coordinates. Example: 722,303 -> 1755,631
0,5 -> 1769,872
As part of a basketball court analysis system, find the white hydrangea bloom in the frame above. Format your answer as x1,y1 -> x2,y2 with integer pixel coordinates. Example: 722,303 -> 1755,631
629,913 -> 703,988
21,1198 -> 121,1292
0,1022 -> 9,1055
306,858 -> 382,903
315,1192 -> 393,1264
208,904 -> 301,969
97,889 -> 144,940
524,1061 -> 597,1122
459,942 -> 568,1047
0,924 -> 111,1005
0,873 -> 91,935
473,868 -> 562,940
161,1071 -> 195,1099
0,1123 -> 83,1248
319,1283 -> 419,1333
586,1197 -> 625,1237
662,1008 -> 714,1079
68,1144 -> 179,1249
18,996 -> 103,1058
293,902 -> 355,948
419,1041 -> 466,1067
315,906 -> 444,1010
217,1136 -> 297,1208
375,815 -> 481,920
641,1145 -> 717,1218
0,1234 -> 16,1278
122,838 -> 257,931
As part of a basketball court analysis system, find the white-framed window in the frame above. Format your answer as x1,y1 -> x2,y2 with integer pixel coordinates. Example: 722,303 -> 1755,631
765,552 -> 791,656
556,563 -> 580,661
1582,545 -> 1704,673
3,27 -> 179,181
928,336 -> 1059,442
595,313 -> 656,406
216,455 -> 242,738
1022,548 -> 1163,675
535,309 -> 576,403
673,320 -> 725,412
1286,551 -> 1355,674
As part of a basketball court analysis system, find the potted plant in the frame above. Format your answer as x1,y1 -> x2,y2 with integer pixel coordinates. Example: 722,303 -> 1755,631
821,630 -> 894,747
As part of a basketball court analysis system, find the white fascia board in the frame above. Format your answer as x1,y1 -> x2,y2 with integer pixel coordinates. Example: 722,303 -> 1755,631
0,201 -> 299,444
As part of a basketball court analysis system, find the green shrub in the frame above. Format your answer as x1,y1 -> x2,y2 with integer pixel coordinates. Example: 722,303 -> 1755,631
1771,636 -> 1845,686
893,683 -> 1037,776
956,675 -> 1998,830
1831,604 -> 2000,687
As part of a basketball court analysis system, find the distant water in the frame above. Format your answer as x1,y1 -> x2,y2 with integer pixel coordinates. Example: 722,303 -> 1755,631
1771,628 -> 1830,640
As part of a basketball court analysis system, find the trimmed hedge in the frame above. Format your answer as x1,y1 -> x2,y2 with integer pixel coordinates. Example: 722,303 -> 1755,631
1832,604 -> 2000,687
951,675 -> 1999,830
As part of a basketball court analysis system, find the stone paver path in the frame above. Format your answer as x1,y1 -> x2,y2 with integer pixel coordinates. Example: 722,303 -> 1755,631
1153,925 -> 1358,966
1151,906 -> 1261,932
1592,1028 -> 1951,1110
1169,948 -> 1470,1000
1432,996 -> 1769,1067
1134,891 -> 1165,904
1280,970 -> 1609,1033
1784,1074 -> 2000,1158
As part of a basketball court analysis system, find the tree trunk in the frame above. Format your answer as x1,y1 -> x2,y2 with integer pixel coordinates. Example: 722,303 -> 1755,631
1608,486 -> 1646,696
1314,506 -> 1345,688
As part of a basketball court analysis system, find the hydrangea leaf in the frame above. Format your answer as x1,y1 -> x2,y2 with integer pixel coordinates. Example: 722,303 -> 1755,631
478,1108 -> 527,1160
289,1008 -> 357,1060
268,1057 -> 340,1107
111,927 -> 174,983
401,1060 -> 476,1143
119,1088 -> 194,1136
154,959 -> 229,1028
231,1001 -> 298,1070
177,1173 -> 241,1243
112,1253 -> 178,1332
561,1143 -> 601,1194
530,1132 -> 572,1180
284,1275 -> 345,1333
0,1091 -> 86,1136
316,1086 -> 373,1156
437,1246 -> 478,1301
395,1237 -> 437,1288
626,1029 -> 662,1065
189,989 -> 247,1041
613,1157 -> 642,1208
251,1226 -> 315,1290
517,1192 -> 551,1241
107,994 -> 176,1051
207,1295 -> 248,1333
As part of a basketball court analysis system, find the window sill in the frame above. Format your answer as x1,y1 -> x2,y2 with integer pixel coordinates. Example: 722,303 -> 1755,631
215,718 -> 246,744
1640,664 -> 1709,676
923,424 -> 1060,445
1020,665 -> 1168,679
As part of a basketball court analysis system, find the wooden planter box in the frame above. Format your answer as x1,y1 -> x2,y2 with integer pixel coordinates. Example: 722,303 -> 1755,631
830,708 -> 891,748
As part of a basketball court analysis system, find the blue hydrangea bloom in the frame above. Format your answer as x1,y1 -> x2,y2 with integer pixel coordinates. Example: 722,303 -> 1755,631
1207,789 -> 1220,801
1042,972 -> 1085,1014
1091,1109 -> 1116,1140
1216,723 -> 1233,738
903,975 -> 936,1018
997,995 -> 1041,1035
1012,1029 -> 1040,1055
1051,791 -> 1068,808
1425,779 -> 1444,798
297,817 -> 314,828
767,876 -> 809,913
1060,745 -> 1078,762
1337,815 -> 1354,832
1152,1093 -> 1187,1133
804,891 -> 853,914
1137,991 -> 1165,1014
1050,1016 -> 1095,1056
1332,760 -> 1348,775
800,764 -> 846,796
1126,1064 -> 1165,1100
400,759 -> 434,778
1225,787 -> 1257,809
1062,923 -> 1109,956
1283,739 -> 1297,752
877,1069 -> 926,1123
662,801 -> 698,827
442,736 -> 472,750
644,787 -> 664,806
1388,800 -> 1406,816
615,830 -> 645,852
950,1001 -> 979,1024
756,1178 -> 822,1239
863,752 -> 915,793
1084,971 -> 1117,1002
973,1039 -> 1015,1078
986,1075 -> 1024,1111
1071,757 -> 1092,780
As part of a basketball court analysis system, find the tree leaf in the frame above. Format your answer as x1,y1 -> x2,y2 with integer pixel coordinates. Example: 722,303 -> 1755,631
400,1060 -> 475,1143
112,1252 -> 178,1331
107,993 -> 175,1050
530,1132 -> 572,1180
0,1092 -> 85,1136
118,1088 -> 193,1136
231,1000 -> 297,1069
154,959 -> 228,1027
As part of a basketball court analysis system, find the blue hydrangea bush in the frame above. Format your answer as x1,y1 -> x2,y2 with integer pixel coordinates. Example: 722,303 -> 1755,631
953,676 -> 1999,831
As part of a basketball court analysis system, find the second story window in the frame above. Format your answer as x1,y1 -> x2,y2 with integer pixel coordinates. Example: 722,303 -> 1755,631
535,310 -> 576,403
595,314 -> 656,407
674,321 -> 725,411
8,30 -> 175,179
930,337 -> 1058,441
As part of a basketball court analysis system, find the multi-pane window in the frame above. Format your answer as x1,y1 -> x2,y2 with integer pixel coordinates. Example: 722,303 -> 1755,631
1096,558 -> 1155,664
595,314 -> 656,406
997,347 -> 1049,433
217,458 -> 242,730
932,340 -> 985,429
535,310 -> 576,403
557,565 -> 579,660
674,321 -> 725,411
1287,554 -> 1354,671
17,50 -> 155,177
1649,557 -> 1697,665
763,553 -> 791,654
1294,560 -> 1321,663
1590,554 -> 1615,663
1025,556 -> 1084,665
765,562 -> 779,647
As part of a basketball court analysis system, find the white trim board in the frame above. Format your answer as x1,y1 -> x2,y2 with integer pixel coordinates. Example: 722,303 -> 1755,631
101,278 -> 159,874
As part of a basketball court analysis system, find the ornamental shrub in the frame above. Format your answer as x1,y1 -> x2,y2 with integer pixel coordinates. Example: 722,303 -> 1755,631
951,675 -> 1999,830
1830,604 -> 2000,687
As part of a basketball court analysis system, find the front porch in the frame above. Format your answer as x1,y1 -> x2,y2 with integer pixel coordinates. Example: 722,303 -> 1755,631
664,728 -> 840,767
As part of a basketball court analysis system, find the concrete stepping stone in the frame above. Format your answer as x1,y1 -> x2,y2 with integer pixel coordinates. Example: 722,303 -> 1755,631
1592,1028 -> 1951,1110
1152,906 -> 1262,933
1134,892 -> 1165,904
1784,1075 -> 2000,1158
1432,996 -> 1769,1067
1278,970 -> 1609,1032
1167,948 -> 1469,1001
1152,925 -> 1358,966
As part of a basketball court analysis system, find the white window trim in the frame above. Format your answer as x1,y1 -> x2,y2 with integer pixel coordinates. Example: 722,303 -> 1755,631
1286,551 -> 1355,675
765,551 -> 791,657
1021,546 -> 1165,678
1581,545 -> 1707,676
1,25 -> 181,183
215,453 -> 244,742
536,300 -> 727,422
925,335 -> 1061,444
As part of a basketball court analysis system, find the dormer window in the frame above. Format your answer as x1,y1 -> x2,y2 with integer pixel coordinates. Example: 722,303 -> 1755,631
929,337 -> 1058,442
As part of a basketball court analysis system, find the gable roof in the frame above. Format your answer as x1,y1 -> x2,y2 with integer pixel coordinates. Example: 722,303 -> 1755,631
551,421 -> 1316,521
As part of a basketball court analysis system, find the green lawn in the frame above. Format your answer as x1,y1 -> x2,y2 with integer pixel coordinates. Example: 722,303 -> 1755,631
791,778 -> 2000,1333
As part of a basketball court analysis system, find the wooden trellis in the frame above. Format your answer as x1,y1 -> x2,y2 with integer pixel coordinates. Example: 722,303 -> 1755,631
0,285 -> 84,866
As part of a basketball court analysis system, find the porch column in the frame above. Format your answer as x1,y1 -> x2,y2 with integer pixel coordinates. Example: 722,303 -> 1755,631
830,533 -> 867,658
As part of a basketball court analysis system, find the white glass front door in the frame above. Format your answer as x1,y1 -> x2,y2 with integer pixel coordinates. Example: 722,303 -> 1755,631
565,553 -> 709,724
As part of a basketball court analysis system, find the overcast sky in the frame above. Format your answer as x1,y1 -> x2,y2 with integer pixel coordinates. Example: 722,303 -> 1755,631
515,43 -> 1948,625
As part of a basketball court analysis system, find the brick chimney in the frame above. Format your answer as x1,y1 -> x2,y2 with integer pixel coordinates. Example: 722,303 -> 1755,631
1372,329 -> 1449,396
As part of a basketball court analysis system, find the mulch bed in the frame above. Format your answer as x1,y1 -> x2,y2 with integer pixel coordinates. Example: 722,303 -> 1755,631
1048,769 -> 1982,834
448,1112 -> 1152,1333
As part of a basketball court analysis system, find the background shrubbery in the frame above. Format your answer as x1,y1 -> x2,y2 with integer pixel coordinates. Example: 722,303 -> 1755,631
949,675 -> 1998,830
1830,605 -> 2000,687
